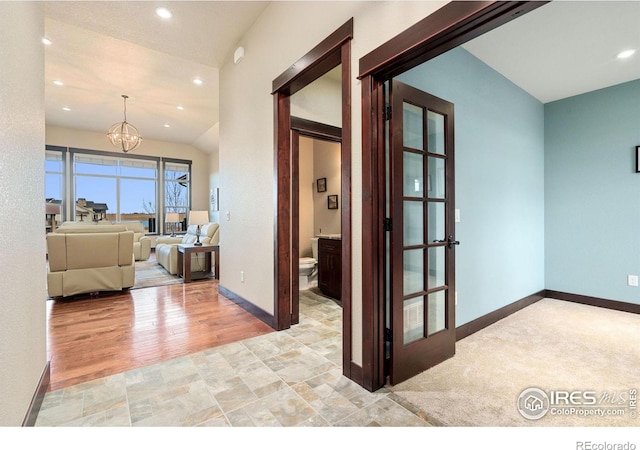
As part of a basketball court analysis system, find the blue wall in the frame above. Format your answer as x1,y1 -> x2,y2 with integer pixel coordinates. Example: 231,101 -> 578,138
545,79 -> 640,304
398,47 -> 545,326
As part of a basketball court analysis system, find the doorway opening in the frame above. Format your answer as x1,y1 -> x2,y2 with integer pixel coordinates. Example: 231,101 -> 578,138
272,19 -> 354,379
358,1 -> 547,391
290,117 -> 342,324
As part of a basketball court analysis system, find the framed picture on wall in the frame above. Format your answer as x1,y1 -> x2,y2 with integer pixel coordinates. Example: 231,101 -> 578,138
636,146 -> 640,173
317,178 -> 327,192
328,194 -> 338,209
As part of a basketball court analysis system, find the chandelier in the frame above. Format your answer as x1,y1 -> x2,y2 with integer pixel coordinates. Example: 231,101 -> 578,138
107,94 -> 142,153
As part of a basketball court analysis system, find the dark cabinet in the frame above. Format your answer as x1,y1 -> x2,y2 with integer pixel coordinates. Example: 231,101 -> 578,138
318,238 -> 341,301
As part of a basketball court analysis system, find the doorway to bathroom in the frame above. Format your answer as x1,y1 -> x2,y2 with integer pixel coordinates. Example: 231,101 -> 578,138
273,19 -> 353,380
290,117 -> 342,324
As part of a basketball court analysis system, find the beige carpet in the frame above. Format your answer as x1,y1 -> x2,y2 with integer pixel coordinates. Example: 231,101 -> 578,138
389,298 -> 640,427
132,255 -> 182,289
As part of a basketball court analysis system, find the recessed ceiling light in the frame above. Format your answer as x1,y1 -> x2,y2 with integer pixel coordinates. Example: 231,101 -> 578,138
176,105 -> 184,111
42,37 -> 52,46
164,124 -> 171,128
62,107 -> 71,111
617,49 -> 636,59
53,80 -> 64,86
193,78 -> 203,86
155,7 -> 172,19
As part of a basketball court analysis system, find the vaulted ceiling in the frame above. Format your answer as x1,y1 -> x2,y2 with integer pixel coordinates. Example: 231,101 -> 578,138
44,1 -> 269,151
463,1 -> 640,104
43,1 -> 639,151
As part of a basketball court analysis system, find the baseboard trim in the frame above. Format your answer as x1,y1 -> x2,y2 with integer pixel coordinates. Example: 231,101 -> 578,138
456,290 -> 546,341
544,290 -> 640,315
22,361 -> 50,427
218,285 -> 276,329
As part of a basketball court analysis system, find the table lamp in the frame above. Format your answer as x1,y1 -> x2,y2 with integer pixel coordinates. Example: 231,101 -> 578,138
188,210 -> 209,246
166,212 -> 180,237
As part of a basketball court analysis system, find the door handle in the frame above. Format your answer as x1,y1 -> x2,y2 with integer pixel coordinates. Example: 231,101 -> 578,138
433,235 -> 460,249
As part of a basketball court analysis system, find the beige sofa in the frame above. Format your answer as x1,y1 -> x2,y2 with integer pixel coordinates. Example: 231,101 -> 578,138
155,223 -> 219,275
46,224 -> 135,298
114,221 -> 151,260
60,220 -> 151,260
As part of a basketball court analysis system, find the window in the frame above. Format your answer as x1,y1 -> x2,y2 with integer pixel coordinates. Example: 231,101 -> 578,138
163,160 -> 191,234
45,149 -> 65,228
73,153 -> 159,230
45,147 -> 191,234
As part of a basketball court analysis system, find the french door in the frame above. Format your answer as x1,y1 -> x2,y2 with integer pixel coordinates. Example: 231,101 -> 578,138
387,79 -> 457,385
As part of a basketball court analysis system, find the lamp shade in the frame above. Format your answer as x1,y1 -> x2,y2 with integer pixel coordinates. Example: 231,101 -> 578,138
188,210 -> 209,226
166,212 -> 180,223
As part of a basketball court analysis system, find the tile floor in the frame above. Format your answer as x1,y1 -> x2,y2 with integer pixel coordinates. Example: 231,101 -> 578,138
35,289 -> 430,427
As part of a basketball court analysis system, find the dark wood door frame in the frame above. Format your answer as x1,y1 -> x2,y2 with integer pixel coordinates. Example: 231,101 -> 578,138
273,19 -> 354,379
292,116 -> 342,143
290,118 -> 342,324
358,1 -> 548,391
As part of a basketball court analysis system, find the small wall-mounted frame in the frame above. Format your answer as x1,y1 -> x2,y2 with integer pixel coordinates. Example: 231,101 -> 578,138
210,187 -> 219,211
636,146 -> 640,173
328,194 -> 338,209
317,177 -> 327,192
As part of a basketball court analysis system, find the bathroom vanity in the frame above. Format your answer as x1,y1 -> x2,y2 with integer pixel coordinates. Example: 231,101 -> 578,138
318,236 -> 341,301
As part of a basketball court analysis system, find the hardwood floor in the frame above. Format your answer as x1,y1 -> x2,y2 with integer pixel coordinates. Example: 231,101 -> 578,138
46,280 -> 275,392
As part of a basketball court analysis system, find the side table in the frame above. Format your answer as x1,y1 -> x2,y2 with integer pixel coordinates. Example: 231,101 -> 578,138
177,244 -> 219,283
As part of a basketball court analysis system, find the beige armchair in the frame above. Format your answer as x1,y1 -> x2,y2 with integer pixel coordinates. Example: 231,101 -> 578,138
46,225 -> 135,297
155,223 -> 219,275
60,220 -> 151,261
114,221 -> 151,261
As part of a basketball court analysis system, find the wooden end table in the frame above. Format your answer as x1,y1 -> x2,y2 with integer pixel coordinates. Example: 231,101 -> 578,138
177,244 -> 219,283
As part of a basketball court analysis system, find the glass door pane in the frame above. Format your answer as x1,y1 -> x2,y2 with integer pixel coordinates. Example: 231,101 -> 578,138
404,201 -> 424,246
427,202 -> 444,243
428,291 -> 446,335
403,152 -> 424,197
427,156 -> 445,199
403,249 -> 424,296
403,296 -> 424,344
427,110 -> 446,155
428,246 -> 446,289
403,103 -> 424,150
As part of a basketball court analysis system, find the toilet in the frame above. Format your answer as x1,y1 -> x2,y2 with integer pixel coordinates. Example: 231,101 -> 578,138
299,237 -> 319,290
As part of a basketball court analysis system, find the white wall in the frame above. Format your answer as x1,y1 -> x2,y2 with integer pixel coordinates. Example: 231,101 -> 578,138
209,148 -> 220,225
300,137 -> 342,257
291,69 -> 342,128
313,140 -> 341,236
206,123 -> 221,225
219,1 -> 448,366
45,125 -> 213,215
299,137 -> 315,258
194,122 -> 221,224
0,2 -> 46,426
